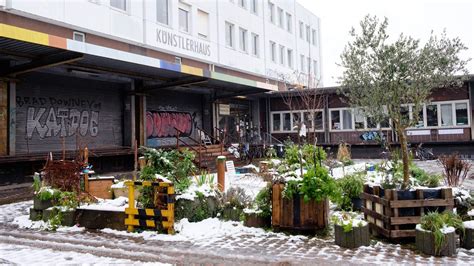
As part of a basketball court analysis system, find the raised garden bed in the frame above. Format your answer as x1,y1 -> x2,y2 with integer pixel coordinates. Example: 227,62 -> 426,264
244,213 -> 271,228
272,183 -> 328,232
334,223 -> 370,249
361,185 -> 454,239
76,209 -> 127,230
88,176 -> 114,199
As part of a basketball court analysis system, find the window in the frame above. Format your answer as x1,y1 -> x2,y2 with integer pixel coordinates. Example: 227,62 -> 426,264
250,0 -> 257,14
414,107 -> 424,128
303,112 -> 313,129
156,0 -> 168,25
300,54 -> 305,72
279,45 -> 285,65
426,105 -> 438,127
286,13 -> 292,32
331,110 -> 341,130
299,21 -> 303,39
400,106 -> 410,124
354,109 -> 364,129
305,25 -> 310,42
312,29 -> 317,45
287,49 -> 293,68
313,60 -> 317,77
239,28 -> 248,52
238,0 -> 246,9
342,110 -> 353,130
367,117 -> 377,129
251,33 -> 259,57
292,112 -> 300,129
272,113 -> 281,131
268,1 -> 275,23
225,22 -> 234,48
110,0 -> 126,11
179,7 -> 190,33
278,7 -> 284,28
440,104 -> 453,126
456,103 -> 468,125
270,41 -> 276,62
283,113 -> 291,131
73,32 -> 85,42
314,111 -> 323,130
197,10 -> 209,39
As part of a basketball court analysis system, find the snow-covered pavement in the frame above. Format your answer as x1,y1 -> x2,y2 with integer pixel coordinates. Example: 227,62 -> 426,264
1,200 -> 474,265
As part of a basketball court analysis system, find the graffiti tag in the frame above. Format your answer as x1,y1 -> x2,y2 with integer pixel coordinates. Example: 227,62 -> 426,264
360,131 -> 385,141
146,111 -> 194,138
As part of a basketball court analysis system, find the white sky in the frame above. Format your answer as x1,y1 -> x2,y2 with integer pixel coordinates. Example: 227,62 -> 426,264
298,0 -> 474,87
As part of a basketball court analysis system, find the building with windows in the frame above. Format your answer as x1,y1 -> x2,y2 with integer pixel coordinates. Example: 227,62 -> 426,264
0,0 -> 321,183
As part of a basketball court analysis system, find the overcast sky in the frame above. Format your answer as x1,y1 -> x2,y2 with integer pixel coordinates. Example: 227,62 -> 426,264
298,0 -> 474,87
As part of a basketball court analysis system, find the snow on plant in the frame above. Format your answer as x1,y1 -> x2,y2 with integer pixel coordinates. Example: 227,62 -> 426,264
331,211 -> 367,232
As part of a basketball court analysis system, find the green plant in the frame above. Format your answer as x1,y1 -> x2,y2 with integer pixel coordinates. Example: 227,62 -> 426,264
195,171 -> 215,188
32,173 -> 41,193
48,208 -> 63,231
254,185 -> 272,218
58,191 -> 79,210
36,187 -> 61,202
283,165 -> 340,203
420,212 -> 464,256
302,144 -> 327,167
265,146 -> 277,158
138,166 -> 156,208
331,211 -> 367,232
337,172 -> 365,211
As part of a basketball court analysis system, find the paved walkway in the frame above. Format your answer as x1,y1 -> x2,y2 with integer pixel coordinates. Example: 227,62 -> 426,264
1,201 -> 473,265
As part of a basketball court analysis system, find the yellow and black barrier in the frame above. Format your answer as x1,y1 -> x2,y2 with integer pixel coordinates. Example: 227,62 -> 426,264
124,180 -> 175,234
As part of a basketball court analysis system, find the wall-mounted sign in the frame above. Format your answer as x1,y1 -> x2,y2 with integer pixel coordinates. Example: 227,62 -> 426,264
219,104 -> 230,115
157,29 -> 211,57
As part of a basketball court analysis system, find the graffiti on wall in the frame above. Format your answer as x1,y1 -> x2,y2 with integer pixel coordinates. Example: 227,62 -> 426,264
146,111 -> 195,138
16,96 -> 101,139
360,131 -> 385,141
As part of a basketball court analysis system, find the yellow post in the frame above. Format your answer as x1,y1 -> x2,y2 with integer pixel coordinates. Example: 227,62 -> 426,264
127,181 -> 135,232
167,185 -> 175,234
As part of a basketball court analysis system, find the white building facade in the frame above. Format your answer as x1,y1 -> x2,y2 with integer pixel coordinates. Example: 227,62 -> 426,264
1,0 -> 322,87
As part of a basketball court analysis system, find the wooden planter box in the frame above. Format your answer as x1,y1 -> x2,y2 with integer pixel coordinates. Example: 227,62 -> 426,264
33,197 -> 53,211
361,185 -> 454,239
244,213 -> 271,228
461,224 -> 474,250
88,177 -> 114,199
416,227 -> 457,256
334,224 -> 370,249
272,183 -> 329,232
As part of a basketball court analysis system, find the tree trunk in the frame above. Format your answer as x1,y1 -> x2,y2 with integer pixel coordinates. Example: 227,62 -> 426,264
397,127 -> 410,189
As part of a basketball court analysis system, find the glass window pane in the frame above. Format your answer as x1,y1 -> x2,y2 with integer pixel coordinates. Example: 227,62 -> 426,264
292,113 -> 300,130
331,110 -> 340,130
354,109 -> 364,129
314,111 -> 323,130
426,105 -> 438,127
283,113 -> 291,131
440,104 -> 453,126
400,106 -> 410,124
415,108 -> 424,128
342,110 -> 352,130
367,117 -> 377,129
179,8 -> 189,32
225,22 -> 233,47
272,113 -> 281,131
156,0 -> 168,24
303,112 -> 313,129
456,103 -> 468,125
110,0 -> 126,10
197,10 -> 209,38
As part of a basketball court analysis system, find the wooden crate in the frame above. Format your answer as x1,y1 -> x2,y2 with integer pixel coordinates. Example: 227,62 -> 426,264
88,177 -> 114,199
272,183 -> 328,232
361,185 -> 454,239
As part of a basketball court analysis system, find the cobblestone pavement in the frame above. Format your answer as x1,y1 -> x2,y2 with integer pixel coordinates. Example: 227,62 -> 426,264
1,201 -> 473,265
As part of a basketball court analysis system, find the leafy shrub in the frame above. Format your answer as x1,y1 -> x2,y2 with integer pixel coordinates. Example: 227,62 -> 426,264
32,173 -> 41,193
337,142 -> 351,164
254,185 -> 272,218
221,187 -> 252,221
420,212 -> 464,256
58,191 -> 79,210
36,187 -> 61,202
302,144 -> 327,166
337,172 -> 365,211
175,193 -> 220,222
138,166 -> 156,208
411,166 -> 442,188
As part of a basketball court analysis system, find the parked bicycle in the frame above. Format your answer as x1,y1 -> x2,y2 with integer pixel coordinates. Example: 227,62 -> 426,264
412,143 -> 436,161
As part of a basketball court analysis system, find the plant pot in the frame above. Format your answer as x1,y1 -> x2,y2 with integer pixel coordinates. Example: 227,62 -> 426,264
334,224 -> 370,249
222,206 -> 243,221
33,197 -> 53,211
244,213 -> 271,228
351,198 -> 363,211
461,222 -> 474,250
416,227 -> 457,256
61,210 -> 77,226
29,208 -> 43,221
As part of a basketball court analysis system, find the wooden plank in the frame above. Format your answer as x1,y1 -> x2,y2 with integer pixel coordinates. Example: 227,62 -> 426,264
391,190 -> 399,231
368,222 -> 390,238
361,207 -> 390,223
416,189 -> 424,216
441,188 -> 454,212
390,198 -> 453,208
271,183 -> 281,227
360,193 -> 389,206
390,216 -> 421,225
390,229 -> 416,238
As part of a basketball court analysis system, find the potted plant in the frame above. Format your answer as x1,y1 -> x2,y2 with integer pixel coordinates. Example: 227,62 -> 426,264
221,187 -> 251,221
244,185 -> 271,228
34,186 -> 60,211
332,211 -> 370,248
461,220 -> 474,250
42,191 -> 79,227
337,172 -> 365,211
416,212 -> 464,256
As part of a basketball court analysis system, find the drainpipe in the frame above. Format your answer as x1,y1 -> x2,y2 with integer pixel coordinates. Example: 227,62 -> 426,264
469,81 -> 474,141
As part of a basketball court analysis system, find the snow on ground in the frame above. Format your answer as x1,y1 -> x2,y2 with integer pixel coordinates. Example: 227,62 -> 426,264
330,162 -> 368,179
78,196 -> 132,211
0,243 -> 169,265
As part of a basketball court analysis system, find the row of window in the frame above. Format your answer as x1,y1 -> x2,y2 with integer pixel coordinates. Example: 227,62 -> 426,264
225,22 -> 260,57
271,101 -> 470,133
268,41 -> 318,75
231,0 -> 259,15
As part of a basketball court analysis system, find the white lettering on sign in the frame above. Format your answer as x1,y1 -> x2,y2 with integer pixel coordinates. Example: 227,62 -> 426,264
157,29 -> 211,57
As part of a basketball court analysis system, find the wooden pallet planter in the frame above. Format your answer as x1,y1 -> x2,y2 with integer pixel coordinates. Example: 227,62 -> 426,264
272,183 -> 329,232
124,180 -> 175,234
361,185 -> 454,239
334,224 -> 370,249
